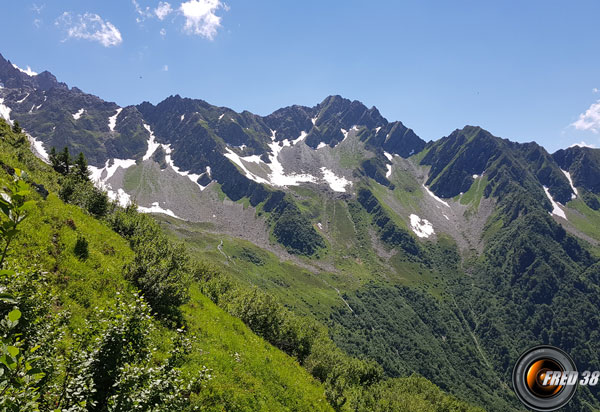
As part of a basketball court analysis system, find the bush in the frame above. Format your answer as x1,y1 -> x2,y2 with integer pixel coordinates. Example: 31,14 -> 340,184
109,206 -> 191,319
59,176 -> 109,217
272,206 -> 325,256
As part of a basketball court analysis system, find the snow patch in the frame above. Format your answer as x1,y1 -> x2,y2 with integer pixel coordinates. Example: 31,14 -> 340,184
16,93 -> 30,104
423,184 -> 450,207
157,143 -> 206,190
12,64 -> 37,76
311,116 -> 318,125
28,135 -> 49,162
0,99 -> 13,125
317,222 -> 323,230
72,108 -> 85,120
88,159 -> 137,208
317,142 -> 327,149
291,131 -> 307,145
472,174 -> 479,179
341,128 -> 348,140
180,114 -> 185,121
90,159 -> 137,186
106,188 -> 132,208
224,148 -> 270,185
543,186 -> 567,220
320,167 -> 351,192
384,152 -> 394,162
410,214 -> 434,238
108,108 -> 123,132
386,164 -> 392,178
267,138 -> 316,186
443,214 -> 450,221
375,126 -> 382,133
239,153 -> 262,163
142,124 -> 161,160
561,170 -> 578,198
218,113 -> 224,120
138,202 -> 179,219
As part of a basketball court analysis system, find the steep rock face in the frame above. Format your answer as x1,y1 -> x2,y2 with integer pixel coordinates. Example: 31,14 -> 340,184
553,146 -> 600,194
421,126 -> 575,208
0,54 -> 148,166
0,53 -> 67,91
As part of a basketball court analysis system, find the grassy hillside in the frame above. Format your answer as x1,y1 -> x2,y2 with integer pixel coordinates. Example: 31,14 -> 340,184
0,121 -> 333,411
0,119 -> 483,411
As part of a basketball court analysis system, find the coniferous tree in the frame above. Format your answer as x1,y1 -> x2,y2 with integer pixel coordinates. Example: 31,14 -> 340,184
11,120 -> 21,134
74,152 -> 90,181
55,146 -> 71,175
49,147 -> 60,172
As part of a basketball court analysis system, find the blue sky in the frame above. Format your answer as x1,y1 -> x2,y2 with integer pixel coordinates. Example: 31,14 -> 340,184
2,0 -> 599,152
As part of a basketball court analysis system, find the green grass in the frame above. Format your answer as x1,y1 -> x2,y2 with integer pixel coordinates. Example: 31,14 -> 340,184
409,147 -> 430,164
122,162 -> 147,192
157,216 -> 344,319
459,175 -> 488,212
337,148 -> 365,169
368,180 -> 411,230
8,195 -> 333,411
0,132 -> 333,412
566,198 -> 600,243
184,287 -> 333,411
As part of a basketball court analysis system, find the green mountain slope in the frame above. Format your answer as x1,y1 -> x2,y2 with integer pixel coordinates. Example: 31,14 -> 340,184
0,119 -> 483,411
4,50 -> 600,411
0,120 -> 333,411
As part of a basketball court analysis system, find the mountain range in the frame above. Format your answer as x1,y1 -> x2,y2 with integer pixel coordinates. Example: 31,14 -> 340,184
2,51 -> 600,411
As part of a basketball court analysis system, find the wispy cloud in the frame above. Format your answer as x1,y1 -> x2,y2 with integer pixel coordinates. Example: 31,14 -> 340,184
571,100 -> 600,134
155,2 -> 173,20
163,64 -> 169,71
569,141 -> 597,148
160,28 -> 167,36
55,12 -> 123,47
132,0 -> 153,22
593,88 -> 599,94
180,0 -> 228,40
31,3 -> 45,28
31,3 -> 45,14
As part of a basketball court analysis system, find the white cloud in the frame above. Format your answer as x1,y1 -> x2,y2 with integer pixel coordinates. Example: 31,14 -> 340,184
31,3 -> 45,14
163,64 -> 169,71
132,0 -> 152,21
155,1 -> 173,20
56,12 -> 122,47
594,88 -> 599,94
571,100 -> 600,133
569,141 -> 597,148
180,0 -> 227,40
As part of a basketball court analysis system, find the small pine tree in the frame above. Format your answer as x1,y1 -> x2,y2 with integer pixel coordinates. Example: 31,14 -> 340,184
11,120 -> 21,134
49,147 -> 60,172
74,152 -> 90,181
60,147 -> 71,175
